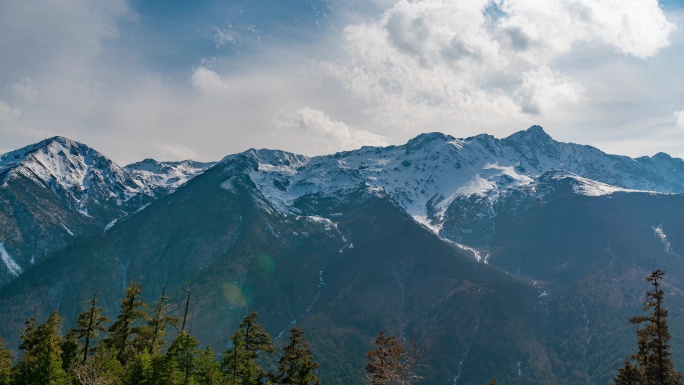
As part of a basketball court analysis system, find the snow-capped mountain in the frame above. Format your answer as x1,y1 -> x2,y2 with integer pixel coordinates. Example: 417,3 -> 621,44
124,159 -> 216,196
0,136 -> 149,216
0,137 -> 214,286
4,127 -> 684,385
229,126 -> 684,234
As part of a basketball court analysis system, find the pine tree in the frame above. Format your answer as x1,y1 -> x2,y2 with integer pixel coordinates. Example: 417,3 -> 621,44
365,330 -> 425,385
126,349 -> 154,385
14,312 -> 69,385
0,338 -> 13,385
614,360 -> 641,385
136,284 -> 179,355
103,280 -> 150,365
74,291 -> 109,364
167,331 -> 202,385
613,270 -> 683,385
195,346 -> 222,385
221,312 -> 275,385
61,329 -> 80,372
272,327 -> 320,385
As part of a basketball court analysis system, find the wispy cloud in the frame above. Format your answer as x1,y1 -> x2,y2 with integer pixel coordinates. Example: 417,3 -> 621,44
273,107 -> 388,153
192,66 -> 231,96
213,23 -> 241,48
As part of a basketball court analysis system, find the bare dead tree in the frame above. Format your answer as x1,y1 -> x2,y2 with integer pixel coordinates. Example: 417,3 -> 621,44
71,359 -> 116,385
365,330 -> 426,385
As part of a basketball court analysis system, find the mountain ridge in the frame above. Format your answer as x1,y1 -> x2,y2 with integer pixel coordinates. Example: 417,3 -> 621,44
2,126 -> 684,384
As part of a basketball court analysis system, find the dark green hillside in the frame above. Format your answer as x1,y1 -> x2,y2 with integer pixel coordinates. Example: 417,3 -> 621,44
483,179 -> 684,384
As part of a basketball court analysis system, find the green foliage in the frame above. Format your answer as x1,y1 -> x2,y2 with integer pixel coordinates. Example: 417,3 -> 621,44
0,287 -> 328,385
167,331 -> 202,385
126,349 -> 154,385
0,338 -> 13,385
221,312 -> 274,385
13,312 -> 69,385
195,347 -> 222,385
60,329 -> 80,372
613,270 -> 683,385
614,360 -> 640,385
73,291 -> 109,364
137,285 -> 179,356
273,327 -> 320,385
103,280 -> 150,366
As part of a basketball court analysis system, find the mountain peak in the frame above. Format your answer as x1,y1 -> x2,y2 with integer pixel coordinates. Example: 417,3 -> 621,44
405,132 -> 454,152
43,135 -> 76,145
507,125 -> 552,142
0,136 -> 149,217
1,136 -> 93,171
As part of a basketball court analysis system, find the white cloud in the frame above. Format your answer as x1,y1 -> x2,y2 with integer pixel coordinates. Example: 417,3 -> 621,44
9,77 -> 40,102
273,107 -> 388,153
213,23 -> 241,48
514,66 -> 584,115
676,110 -> 684,129
191,66 -> 231,96
498,0 -> 676,59
324,0 -> 675,132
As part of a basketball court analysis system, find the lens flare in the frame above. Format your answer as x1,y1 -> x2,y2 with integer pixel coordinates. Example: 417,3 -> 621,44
222,283 -> 247,307
257,253 -> 276,273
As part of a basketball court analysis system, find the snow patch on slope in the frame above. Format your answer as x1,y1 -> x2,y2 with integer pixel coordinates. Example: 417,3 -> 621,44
125,159 -> 215,196
453,243 -> 490,264
298,215 -> 353,252
105,218 -> 118,232
0,243 -> 22,277
653,224 -> 673,254
61,223 -> 75,236
550,172 -> 651,196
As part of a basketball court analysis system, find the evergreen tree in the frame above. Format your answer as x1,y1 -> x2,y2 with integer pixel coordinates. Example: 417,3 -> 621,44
221,312 -> 275,385
74,291 -> 109,364
136,284 -> 179,355
125,349 -> 154,385
365,330 -> 424,385
167,331 -> 202,385
195,347 -> 222,385
61,329 -> 80,372
0,338 -> 13,385
613,270 -> 683,385
13,312 -> 69,385
272,328 -> 320,385
614,360 -> 641,385
103,280 -> 150,365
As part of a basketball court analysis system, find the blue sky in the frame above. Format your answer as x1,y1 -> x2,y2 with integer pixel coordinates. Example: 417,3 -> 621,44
1,0 -> 684,163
